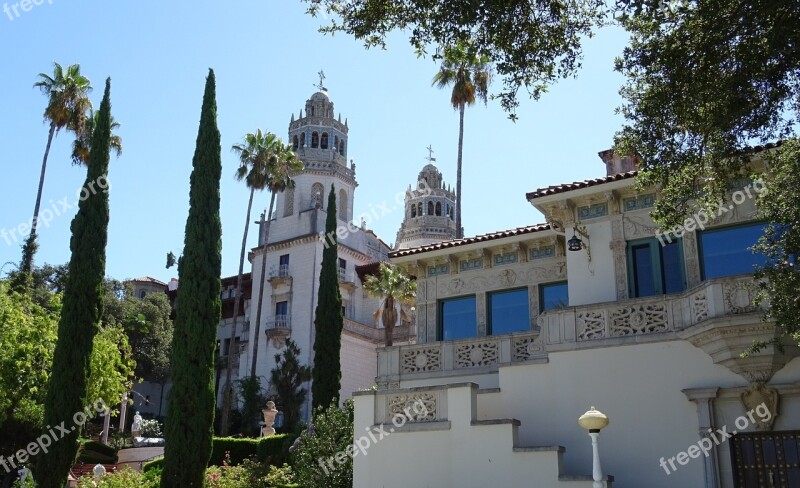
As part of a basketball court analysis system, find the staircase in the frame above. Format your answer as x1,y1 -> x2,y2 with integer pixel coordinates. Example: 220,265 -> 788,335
352,383 -> 613,488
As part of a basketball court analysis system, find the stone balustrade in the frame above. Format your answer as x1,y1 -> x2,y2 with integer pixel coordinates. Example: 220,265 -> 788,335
540,275 -> 758,349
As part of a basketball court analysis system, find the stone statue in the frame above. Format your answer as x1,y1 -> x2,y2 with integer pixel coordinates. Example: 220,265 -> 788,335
131,411 -> 143,438
261,401 -> 279,438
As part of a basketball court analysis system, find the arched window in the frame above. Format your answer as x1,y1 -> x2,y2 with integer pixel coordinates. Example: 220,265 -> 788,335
283,187 -> 295,217
311,132 -> 319,148
321,132 -> 329,149
446,204 -> 452,219
417,203 -> 422,216
411,204 -> 416,218
300,133 -> 305,147
339,189 -> 347,219
292,135 -> 298,150
339,141 -> 345,155
334,135 -> 339,151
311,183 -> 324,209
310,106 -> 315,116
435,202 -> 442,216
427,201 -> 434,216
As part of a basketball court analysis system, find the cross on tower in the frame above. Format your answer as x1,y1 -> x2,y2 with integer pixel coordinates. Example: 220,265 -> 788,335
314,70 -> 326,91
425,145 -> 436,163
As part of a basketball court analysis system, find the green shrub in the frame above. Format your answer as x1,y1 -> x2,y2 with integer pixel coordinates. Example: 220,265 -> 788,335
76,467 -> 159,488
76,445 -> 118,465
209,435 -> 293,466
142,457 -> 164,473
140,418 -> 163,438
291,400 -> 354,488
80,440 -> 117,457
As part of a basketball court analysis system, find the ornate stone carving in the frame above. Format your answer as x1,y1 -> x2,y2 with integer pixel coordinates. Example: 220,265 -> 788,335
578,311 -> 606,340
740,384 -> 779,430
512,336 -> 545,362
455,341 -> 499,368
610,304 -> 668,336
417,281 -> 426,300
683,232 -> 701,288
724,281 -> 758,314
691,291 -> 709,324
283,187 -> 294,217
623,215 -> 659,239
495,269 -> 517,287
401,347 -> 442,373
610,219 -> 629,300
388,392 -> 437,422
526,260 -> 566,282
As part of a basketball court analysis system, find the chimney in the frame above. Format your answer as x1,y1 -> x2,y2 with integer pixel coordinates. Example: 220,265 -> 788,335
598,149 -> 639,176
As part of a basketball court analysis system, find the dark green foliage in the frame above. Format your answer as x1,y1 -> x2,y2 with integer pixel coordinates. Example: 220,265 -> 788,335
80,440 -> 117,458
236,376 -> 266,437
291,400 -> 354,488
269,338 -> 311,432
312,186 -> 343,411
303,0 -> 606,118
76,442 -> 118,464
615,0 -> 800,346
160,70 -> 223,488
752,139 -> 800,348
209,434 -> 293,466
143,457 -> 165,474
37,78 -> 113,488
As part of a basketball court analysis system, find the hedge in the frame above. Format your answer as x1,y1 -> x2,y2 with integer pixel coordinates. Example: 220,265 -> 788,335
77,441 -> 118,464
143,435 -> 294,474
209,434 -> 294,466
80,440 -> 117,458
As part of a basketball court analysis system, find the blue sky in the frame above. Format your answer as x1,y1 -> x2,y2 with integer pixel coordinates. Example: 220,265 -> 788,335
0,1 -> 630,283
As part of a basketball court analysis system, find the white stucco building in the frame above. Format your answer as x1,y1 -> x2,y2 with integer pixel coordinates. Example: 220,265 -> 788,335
237,88 -> 415,419
353,146 -> 800,488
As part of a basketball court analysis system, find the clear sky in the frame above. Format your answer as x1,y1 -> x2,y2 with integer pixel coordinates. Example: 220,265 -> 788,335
0,0 -> 630,283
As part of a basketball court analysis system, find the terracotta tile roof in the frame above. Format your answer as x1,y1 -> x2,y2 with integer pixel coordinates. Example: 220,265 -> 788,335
355,262 -> 383,282
525,141 -> 783,201
389,223 -> 551,258
525,171 -> 638,200
130,276 -> 168,286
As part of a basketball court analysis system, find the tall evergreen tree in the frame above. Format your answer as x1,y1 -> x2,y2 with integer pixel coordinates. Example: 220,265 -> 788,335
269,338 -> 311,432
312,185 -> 343,411
160,70 -> 223,488
37,78 -> 112,488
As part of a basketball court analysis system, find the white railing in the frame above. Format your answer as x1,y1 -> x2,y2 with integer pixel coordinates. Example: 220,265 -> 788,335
338,268 -> 353,283
270,264 -> 291,279
538,275 -> 758,346
267,315 -> 291,330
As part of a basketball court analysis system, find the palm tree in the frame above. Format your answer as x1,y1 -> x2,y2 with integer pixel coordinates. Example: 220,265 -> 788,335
71,110 -> 122,165
22,63 -> 92,273
432,43 -> 492,239
218,129 -> 281,435
363,263 -> 417,347
250,134 -> 302,378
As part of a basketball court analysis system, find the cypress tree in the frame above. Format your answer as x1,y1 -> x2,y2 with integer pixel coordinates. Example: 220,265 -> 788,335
312,185 -> 344,411
160,70 -> 222,488
37,78 -> 113,488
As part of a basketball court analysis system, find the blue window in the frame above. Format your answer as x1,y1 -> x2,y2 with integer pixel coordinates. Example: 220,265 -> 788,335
627,238 -> 685,297
438,296 -> 477,341
699,223 -> 768,279
488,288 -> 530,335
540,282 -> 569,312
275,301 -> 288,317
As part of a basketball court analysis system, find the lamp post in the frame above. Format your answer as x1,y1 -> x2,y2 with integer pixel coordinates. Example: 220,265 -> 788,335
578,406 -> 609,488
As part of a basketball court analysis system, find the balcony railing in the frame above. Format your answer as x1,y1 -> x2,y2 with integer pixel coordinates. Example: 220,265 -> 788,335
270,264 -> 291,280
267,315 -> 291,331
338,268 -> 354,283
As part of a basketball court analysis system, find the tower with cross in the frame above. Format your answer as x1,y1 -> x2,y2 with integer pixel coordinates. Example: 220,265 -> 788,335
394,147 -> 457,249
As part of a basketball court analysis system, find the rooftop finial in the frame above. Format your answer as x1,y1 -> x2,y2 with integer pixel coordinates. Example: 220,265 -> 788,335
425,144 -> 436,163
314,69 -> 327,92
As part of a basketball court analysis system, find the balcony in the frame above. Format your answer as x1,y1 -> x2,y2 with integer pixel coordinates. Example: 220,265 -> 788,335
265,314 -> 291,346
376,276 -> 799,387
268,265 -> 292,286
338,268 -> 356,290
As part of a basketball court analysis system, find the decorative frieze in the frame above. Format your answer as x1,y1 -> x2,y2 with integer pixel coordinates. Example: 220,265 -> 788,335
691,291 -> 709,323
609,304 -> 668,336
455,341 -> 499,368
623,193 -> 656,211
427,263 -> 449,277
577,311 -> 606,340
529,245 -> 556,260
460,258 -> 483,272
578,202 -> 608,220
512,336 -> 545,362
493,252 -> 518,266
724,281 -> 758,314
387,392 -> 437,422
401,347 -> 442,373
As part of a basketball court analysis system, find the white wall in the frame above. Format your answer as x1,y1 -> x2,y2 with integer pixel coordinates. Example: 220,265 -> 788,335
567,220 -> 616,306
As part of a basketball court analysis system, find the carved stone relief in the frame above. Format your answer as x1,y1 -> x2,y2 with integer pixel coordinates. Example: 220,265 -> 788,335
691,291 -> 708,324
388,392 -> 437,422
578,311 -> 606,340
724,281 -> 758,314
455,341 -> 499,368
609,304 -> 669,336
610,219 -> 629,300
623,215 -> 659,239
512,336 -> 545,362
740,384 -> 779,430
683,232 -> 701,288
402,347 -> 442,373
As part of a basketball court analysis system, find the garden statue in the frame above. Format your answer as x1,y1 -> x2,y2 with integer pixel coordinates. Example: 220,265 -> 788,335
261,401 -> 280,437
131,411 -> 143,438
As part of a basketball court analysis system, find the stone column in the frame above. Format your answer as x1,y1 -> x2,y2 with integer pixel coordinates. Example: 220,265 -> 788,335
683,388 -> 721,488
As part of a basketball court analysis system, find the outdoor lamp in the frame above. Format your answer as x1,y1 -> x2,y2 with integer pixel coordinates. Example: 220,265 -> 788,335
578,406 -> 609,488
568,232 -> 583,252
